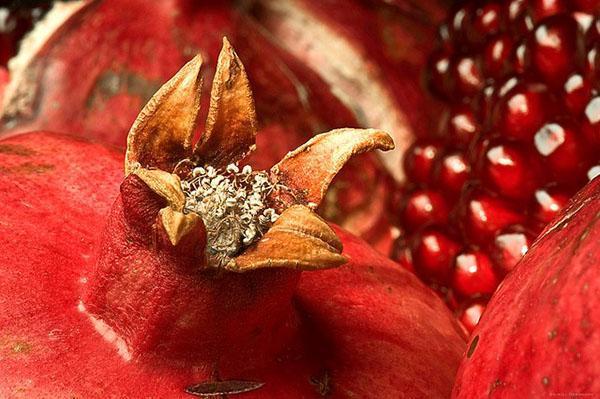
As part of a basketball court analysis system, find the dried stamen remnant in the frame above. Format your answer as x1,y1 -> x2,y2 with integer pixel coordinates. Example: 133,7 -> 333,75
181,163 -> 280,266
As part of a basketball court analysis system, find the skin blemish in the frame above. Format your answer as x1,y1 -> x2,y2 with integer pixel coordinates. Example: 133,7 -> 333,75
0,337 -> 32,355
547,330 -> 557,340
467,335 -> 479,358
0,144 -> 36,156
542,376 -> 550,386
0,163 -> 54,174
310,369 -> 332,396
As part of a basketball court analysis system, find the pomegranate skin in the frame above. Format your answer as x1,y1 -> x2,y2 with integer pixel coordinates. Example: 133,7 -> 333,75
452,177 -> 600,398
0,132 -> 466,398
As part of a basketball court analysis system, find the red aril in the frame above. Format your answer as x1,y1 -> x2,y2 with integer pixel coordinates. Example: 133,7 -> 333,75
457,300 -> 487,334
435,152 -> 471,197
401,189 -> 450,232
452,250 -> 500,298
490,227 -> 533,275
412,228 -> 460,285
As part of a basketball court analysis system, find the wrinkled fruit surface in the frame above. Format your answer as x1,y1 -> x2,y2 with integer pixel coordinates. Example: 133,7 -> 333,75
0,132 -> 466,398
452,177 -> 600,398
392,0 -> 600,332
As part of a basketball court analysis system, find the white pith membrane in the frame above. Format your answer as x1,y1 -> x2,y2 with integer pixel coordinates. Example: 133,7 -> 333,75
180,163 -> 281,267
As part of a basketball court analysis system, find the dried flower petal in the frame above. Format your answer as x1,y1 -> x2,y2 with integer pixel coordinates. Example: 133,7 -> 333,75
193,38 -> 258,168
159,207 -> 203,246
125,55 -> 203,175
270,128 -> 394,207
133,168 -> 186,210
226,205 -> 346,272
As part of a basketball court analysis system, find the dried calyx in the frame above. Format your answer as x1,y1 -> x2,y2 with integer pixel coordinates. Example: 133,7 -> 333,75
125,37 -> 395,272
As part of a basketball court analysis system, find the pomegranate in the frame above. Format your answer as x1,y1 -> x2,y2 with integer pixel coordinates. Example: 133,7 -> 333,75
0,43 -> 466,398
0,0 -> 448,254
452,176 -> 600,397
392,0 -> 600,328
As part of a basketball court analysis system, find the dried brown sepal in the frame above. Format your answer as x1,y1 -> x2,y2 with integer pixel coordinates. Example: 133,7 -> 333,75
133,168 -> 186,210
270,128 -> 394,206
159,207 -> 203,246
125,55 -> 203,175
226,205 -> 346,272
193,38 -> 258,168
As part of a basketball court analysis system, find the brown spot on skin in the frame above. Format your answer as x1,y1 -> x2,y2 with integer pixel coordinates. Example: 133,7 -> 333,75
0,163 -> 54,174
310,369 -> 332,396
0,337 -> 32,355
12,341 -> 31,354
488,379 -> 506,394
542,376 -> 550,386
0,144 -> 36,156
184,380 -> 265,396
547,330 -> 558,340
467,335 -> 479,358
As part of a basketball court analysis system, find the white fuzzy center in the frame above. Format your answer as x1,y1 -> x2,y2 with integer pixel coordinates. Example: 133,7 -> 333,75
181,164 -> 279,266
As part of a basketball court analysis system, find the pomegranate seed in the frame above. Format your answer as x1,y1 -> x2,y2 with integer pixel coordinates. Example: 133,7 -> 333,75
458,300 -> 487,334
403,140 -> 443,186
401,190 -> 449,232
505,0 -> 535,35
490,227 -> 532,275
534,121 -> 590,184
483,34 -> 514,79
528,0 -> 570,22
511,40 -> 531,74
433,284 -> 460,311
391,242 -> 415,274
529,15 -> 583,86
471,3 -> 503,42
449,4 -> 473,45
412,228 -> 460,285
572,0 -> 600,13
494,82 -> 551,141
531,187 -> 571,228
435,152 -> 471,197
452,250 -> 500,298
480,141 -> 540,200
427,49 -> 454,99
452,55 -> 485,98
445,105 -> 480,148
460,191 -> 525,245
581,97 -> 600,150
588,165 -> 600,181
562,73 -> 593,115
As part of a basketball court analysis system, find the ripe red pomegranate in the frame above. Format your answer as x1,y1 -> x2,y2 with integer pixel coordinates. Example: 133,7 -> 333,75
392,0 -> 600,329
0,43 -> 466,398
0,0 -> 449,254
452,176 -> 600,397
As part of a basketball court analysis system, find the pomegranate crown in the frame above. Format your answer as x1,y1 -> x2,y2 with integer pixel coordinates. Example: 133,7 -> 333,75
124,38 -> 394,272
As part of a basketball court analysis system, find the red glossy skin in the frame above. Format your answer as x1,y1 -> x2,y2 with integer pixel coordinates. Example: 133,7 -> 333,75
0,132 -> 466,398
452,176 -> 600,398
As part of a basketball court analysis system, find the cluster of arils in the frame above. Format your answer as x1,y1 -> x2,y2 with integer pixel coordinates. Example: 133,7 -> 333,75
392,0 -> 599,332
